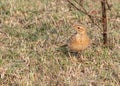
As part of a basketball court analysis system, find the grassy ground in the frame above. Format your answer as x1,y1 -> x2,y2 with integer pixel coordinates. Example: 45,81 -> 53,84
0,0 -> 120,86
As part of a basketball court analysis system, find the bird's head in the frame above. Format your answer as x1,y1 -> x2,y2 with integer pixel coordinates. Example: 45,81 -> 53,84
73,24 -> 86,34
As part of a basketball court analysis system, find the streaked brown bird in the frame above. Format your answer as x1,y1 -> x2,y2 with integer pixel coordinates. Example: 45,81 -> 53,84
68,24 -> 90,52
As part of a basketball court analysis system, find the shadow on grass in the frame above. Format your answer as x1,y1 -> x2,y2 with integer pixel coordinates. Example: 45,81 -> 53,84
56,44 -> 69,56
56,45 -> 79,58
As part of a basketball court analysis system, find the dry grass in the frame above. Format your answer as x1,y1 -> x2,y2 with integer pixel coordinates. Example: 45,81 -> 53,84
0,0 -> 120,86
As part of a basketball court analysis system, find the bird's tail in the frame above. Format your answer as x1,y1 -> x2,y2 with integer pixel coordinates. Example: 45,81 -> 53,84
60,44 -> 67,47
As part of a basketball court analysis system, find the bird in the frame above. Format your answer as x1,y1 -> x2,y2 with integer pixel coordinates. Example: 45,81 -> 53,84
68,24 -> 90,53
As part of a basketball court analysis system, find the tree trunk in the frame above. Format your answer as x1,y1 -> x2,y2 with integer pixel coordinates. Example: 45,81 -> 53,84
101,0 -> 107,46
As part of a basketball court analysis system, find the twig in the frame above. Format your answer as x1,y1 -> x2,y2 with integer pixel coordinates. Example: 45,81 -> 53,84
67,0 -> 102,30
67,0 -> 94,22
106,0 -> 112,11
101,0 -> 107,45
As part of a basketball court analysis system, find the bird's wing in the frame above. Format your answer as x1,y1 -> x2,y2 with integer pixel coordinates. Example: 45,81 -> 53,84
68,35 -> 77,44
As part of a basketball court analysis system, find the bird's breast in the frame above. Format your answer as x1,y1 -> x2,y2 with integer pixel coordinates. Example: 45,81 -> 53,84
68,34 -> 90,51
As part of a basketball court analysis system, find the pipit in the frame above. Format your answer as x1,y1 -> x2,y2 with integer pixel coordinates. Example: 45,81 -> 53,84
68,24 -> 90,59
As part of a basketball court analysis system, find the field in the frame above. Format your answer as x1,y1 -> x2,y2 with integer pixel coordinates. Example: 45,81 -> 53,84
0,0 -> 120,86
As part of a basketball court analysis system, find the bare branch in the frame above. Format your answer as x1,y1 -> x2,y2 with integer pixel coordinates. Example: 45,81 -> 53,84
67,0 -> 102,30
106,0 -> 112,11
101,0 -> 108,45
67,0 -> 94,22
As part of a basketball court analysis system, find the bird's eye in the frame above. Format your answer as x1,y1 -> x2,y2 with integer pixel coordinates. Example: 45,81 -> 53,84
77,27 -> 80,29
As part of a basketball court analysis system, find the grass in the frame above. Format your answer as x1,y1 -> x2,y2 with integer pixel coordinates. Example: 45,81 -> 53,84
0,0 -> 120,86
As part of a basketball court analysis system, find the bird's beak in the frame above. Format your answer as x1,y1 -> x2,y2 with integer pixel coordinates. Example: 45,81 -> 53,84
72,25 -> 77,28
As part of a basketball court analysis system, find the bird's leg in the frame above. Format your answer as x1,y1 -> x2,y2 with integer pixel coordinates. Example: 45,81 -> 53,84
68,51 -> 72,58
77,51 -> 86,62
77,51 -> 82,58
